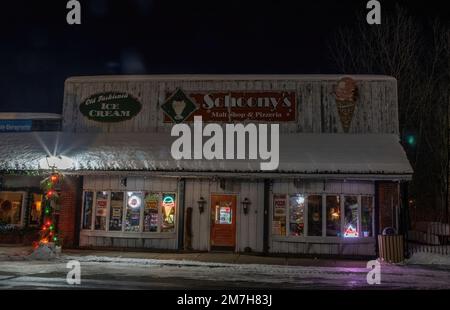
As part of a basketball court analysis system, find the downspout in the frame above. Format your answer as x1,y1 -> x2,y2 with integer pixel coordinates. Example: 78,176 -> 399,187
374,181 -> 380,257
263,179 -> 271,254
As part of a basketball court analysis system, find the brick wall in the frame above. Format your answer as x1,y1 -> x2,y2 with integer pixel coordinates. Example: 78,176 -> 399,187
58,176 -> 82,247
377,182 -> 400,232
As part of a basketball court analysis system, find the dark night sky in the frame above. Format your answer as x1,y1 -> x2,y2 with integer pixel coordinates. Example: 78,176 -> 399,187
0,0 -> 448,114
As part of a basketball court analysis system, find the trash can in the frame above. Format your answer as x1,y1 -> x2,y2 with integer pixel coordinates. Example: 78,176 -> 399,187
378,228 -> 404,263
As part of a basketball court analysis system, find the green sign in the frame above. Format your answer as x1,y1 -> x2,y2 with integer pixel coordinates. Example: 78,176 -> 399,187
80,92 -> 142,123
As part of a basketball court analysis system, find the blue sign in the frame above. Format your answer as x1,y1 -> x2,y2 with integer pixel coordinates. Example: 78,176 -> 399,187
0,120 -> 33,132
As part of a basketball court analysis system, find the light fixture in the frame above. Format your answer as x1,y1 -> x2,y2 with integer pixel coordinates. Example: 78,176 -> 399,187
197,196 -> 206,214
241,197 -> 251,215
38,155 -> 73,170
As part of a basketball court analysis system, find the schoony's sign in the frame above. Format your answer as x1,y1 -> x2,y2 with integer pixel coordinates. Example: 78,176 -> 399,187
162,89 -> 296,123
80,92 -> 142,123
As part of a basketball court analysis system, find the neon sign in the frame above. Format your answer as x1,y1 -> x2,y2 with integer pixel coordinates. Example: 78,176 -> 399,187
344,224 -> 359,238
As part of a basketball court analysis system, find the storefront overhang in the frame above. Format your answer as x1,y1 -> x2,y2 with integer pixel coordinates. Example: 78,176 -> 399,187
0,132 -> 413,180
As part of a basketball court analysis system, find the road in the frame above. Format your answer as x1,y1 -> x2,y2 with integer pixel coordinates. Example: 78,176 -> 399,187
0,254 -> 450,289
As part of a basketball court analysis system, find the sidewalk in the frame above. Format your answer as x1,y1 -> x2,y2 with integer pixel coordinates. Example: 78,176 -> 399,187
0,244 -> 368,267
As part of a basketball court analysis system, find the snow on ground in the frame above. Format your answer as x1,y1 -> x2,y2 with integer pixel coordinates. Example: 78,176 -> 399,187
405,252 -> 450,266
0,252 -> 450,289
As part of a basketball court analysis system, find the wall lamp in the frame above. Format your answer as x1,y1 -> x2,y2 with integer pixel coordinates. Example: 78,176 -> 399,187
241,197 -> 251,215
197,196 -> 207,214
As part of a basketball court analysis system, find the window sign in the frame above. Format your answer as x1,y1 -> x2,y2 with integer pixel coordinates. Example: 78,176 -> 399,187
215,203 -> 232,224
144,193 -> 160,232
82,191 -> 93,229
95,191 -> 108,230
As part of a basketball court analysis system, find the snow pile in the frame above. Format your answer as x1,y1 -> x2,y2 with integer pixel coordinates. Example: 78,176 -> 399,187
405,252 -> 450,266
27,244 -> 59,261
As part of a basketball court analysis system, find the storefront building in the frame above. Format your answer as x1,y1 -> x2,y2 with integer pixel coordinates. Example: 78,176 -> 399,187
0,75 -> 412,256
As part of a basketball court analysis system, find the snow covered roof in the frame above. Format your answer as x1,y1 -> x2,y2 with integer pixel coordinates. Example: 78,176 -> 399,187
66,74 -> 396,83
0,132 -> 412,179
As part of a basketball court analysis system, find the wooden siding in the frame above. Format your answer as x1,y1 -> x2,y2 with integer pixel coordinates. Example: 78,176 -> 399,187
63,77 -> 398,135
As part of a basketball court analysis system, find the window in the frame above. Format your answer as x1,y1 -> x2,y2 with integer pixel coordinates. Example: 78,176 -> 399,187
144,193 -> 159,232
272,194 -> 287,236
326,195 -> 341,237
361,196 -> 373,237
308,195 -> 322,236
82,191 -> 93,229
29,193 -> 43,226
344,196 -> 359,237
125,192 -> 143,232
109,192 -> 124,231
161,193 -> 176,232
215,203 -> 232,224
289,194 -> 305,236
0,192 -> 23,225
95,191 -> 108,230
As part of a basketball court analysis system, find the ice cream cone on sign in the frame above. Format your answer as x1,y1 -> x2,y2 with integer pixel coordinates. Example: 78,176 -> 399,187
334,77 -> 358,133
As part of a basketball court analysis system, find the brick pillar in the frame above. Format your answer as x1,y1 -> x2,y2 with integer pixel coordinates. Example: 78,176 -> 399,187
58,176 -> 82,248
377,182 -> 400,232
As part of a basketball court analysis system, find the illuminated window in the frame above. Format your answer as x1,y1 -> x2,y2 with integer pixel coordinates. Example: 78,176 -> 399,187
361,196 -> 374,237
144,193 -> 160,232
0,192 -> 23,225
326,195 -> 341,237
95,191 -> 108,230
82,191 -> 93,229
125,192 -> 143,232
161,193 -> 176,232
29,193 -> 43,226
308,195 -> 322,236
109,192 -> 124,231
215,202 -> 232,225
344,196 -> 359,238
272,194 -> 287,236
289,194 -> 305,236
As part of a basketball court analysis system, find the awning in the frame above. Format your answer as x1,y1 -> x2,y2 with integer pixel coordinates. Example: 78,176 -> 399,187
0,132 -> 413,179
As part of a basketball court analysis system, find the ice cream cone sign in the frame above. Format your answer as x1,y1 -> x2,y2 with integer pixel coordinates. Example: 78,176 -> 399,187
334,77 -> 358,133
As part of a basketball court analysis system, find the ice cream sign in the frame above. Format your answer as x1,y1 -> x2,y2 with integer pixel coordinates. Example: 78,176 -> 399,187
80,92 -> 142,122
162,88 -> 297,123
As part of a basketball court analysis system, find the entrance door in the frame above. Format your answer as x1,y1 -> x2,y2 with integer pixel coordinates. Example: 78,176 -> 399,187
210,194 -> 237,250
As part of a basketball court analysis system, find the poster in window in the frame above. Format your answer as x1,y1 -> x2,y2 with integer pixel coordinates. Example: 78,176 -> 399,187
272,194 -> 287,236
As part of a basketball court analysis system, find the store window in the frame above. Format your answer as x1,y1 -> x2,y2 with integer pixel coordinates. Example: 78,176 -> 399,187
82,191 -> 93,229
0,192 -> 23,225
326,195 -> 341,237
344,196 -> 359,237
161,193 -> 176,232
144,192 -> 159,232
361,196 -> 374,237
125,192 -> 143,232
308,195 -> 322,236
215,203 -> 232,224
109,192 -> 124,231
289,194 -> 305,236
272,194 -> 287,236
95,191 -> 108,230
29,193 -> 43,226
